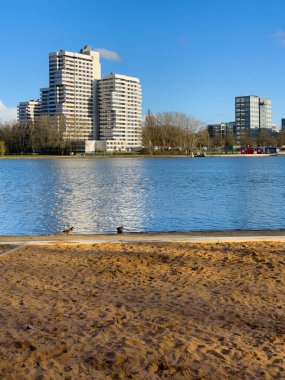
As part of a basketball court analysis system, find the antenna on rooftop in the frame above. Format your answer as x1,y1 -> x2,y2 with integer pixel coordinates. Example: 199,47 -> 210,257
80,45 -> 93,53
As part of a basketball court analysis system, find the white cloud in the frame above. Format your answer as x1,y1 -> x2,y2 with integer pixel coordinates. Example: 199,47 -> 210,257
0,101 -> 17,123
273,30 -> 285,37
272,30 -> 285,45
95,48 -> 121,61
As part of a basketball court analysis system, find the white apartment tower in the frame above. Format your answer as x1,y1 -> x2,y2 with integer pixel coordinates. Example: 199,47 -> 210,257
40,88 -> 49,115
235,95 -> 272,140
98,74 -> 142,151
18,46 -> 143,152
17,100 -> 41,121
48,45 -> 101,141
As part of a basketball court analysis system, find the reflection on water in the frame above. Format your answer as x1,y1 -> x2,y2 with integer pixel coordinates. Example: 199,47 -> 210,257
0,157 -> 285,235
50,159 -> 148,233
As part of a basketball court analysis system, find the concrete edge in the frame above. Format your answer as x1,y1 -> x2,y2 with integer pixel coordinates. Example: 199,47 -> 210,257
1,235 -> 285,246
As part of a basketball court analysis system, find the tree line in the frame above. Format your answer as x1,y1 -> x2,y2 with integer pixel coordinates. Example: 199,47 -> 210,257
208,128 -> 285,152
142,111 -> 208,154
0,115 -> 81,155
142,111 -> 285,154
1,111 -> 285,156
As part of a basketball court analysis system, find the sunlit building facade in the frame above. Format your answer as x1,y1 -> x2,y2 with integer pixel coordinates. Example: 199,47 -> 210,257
48,45 -> 101,141
98,74 -> 142,151
17,99 -> 41,121
40,88 -> 50,115
235,96 -> 272,141
17,46 -> 142,152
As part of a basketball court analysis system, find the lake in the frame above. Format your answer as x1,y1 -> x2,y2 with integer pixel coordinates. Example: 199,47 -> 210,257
0,157 -> 284,235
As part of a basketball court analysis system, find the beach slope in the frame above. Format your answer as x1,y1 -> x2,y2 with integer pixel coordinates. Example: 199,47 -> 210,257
0,241 -> 285,379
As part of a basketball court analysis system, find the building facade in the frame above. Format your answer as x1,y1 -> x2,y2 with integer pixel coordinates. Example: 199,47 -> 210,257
17,100 -> 41,121
235,95 -> 272,141
207,122 -> 235,140
40,88 -> 49,115
98,74 -> 142,151
48,45 -> 101,142
17,46 -> 142,152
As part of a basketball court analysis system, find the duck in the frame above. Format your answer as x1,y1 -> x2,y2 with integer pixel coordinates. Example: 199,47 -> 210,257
63,227 -> 74,234
117,226 -> 124,234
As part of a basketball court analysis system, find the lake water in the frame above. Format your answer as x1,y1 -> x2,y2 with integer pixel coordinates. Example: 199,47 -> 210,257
0,157 -> 285,235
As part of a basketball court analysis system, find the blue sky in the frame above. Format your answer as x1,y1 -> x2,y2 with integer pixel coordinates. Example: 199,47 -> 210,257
1,0 -> 285,127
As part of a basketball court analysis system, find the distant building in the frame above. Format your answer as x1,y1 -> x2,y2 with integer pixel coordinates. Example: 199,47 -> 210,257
98,74 -> 142,151
235,95 -> 272,141
207,122 -> 235,139
271,124 -> 278,133
17,100 -> 41,121
281,118 -> 285,130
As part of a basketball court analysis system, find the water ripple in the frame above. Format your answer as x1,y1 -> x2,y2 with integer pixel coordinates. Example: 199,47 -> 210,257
0,157 -> 285,235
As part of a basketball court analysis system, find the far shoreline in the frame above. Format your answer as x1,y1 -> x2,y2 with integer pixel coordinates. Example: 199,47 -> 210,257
0,153 -> 284,159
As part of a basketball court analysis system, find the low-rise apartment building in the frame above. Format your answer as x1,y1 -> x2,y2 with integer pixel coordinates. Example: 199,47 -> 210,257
207,122 -> 235,140
17,99 -> 41,121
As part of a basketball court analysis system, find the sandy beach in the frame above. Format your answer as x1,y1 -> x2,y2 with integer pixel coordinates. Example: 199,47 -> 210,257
0,239 -> 285,379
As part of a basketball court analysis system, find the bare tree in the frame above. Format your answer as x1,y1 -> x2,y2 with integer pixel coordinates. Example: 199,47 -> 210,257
142,110 -> 158,154
142,111 -> 204,154
277,129 -> 285,147
256,128 -> 276,147
239,130 -> 254,148
0,140 -> 6,155
197,128 -> 210,149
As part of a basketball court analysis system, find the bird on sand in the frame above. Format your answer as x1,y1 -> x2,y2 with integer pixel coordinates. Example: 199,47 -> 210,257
117,226 -> 124,234
62,227 -> 74,234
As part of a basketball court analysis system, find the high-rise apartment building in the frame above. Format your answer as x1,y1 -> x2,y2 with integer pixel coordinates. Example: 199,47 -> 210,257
17,99 -> 41,121
18,46 -> 142,152
98,74 -> 142,151
48,45 -> 101,141
235,96 -> 272,140
40,88 -> 49,115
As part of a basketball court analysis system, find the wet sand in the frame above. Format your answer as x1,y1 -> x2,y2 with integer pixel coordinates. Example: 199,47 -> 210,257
0,240 -> 285,379
1,229 -> 285,244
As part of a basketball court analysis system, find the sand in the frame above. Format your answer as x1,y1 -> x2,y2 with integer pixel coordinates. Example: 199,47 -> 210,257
0,241 -> 285,379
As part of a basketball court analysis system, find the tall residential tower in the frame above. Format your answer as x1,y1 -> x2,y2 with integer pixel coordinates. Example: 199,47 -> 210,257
48,45 -> 101,141
18,45 -> 142,152
98,74 -> 142,151
235,95 -> 272,140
